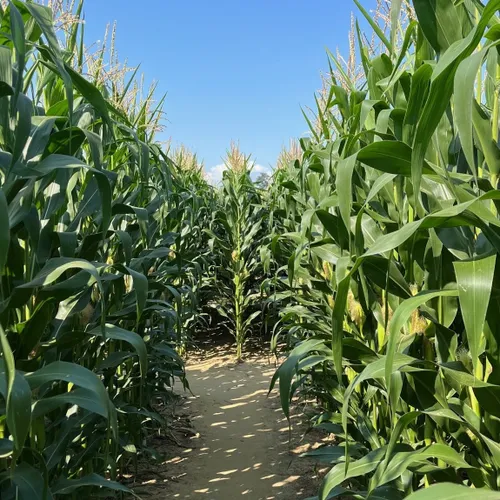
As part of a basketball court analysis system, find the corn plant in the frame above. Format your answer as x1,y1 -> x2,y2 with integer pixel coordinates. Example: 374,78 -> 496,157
206,144 -> 267,360
0,2 -> 213,498
271,0 -> 500,498
163,146 -> 217,353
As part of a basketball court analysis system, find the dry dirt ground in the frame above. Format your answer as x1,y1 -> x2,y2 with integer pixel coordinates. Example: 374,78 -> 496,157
131,343 -> 326,499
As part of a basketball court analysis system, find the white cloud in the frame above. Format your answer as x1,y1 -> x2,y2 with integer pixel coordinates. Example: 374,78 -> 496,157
252,164 -> 269,173
204,163 -> 227,186
204,163 -> 273,186
251,164 -> 273,182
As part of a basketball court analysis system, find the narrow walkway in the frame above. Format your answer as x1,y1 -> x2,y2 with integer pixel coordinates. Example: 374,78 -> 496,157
155,354 -> 318,499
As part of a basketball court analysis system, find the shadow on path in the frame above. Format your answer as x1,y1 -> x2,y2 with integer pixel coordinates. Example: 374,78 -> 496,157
134,350 -> 322,499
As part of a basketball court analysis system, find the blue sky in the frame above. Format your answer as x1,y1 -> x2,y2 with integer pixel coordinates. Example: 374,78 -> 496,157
82,1 -> 376,182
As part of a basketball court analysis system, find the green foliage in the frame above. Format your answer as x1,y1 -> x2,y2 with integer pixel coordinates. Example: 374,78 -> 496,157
270,0 -> 500,498
0,2 -> 213,498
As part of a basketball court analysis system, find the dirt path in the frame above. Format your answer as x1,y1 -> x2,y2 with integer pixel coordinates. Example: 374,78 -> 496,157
135,350 -> 322,499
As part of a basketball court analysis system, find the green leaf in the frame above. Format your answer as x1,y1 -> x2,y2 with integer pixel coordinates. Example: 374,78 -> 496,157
25,361 -> 112,422
353,0 -> 391,52
51,474 -> 133,496
320,447 -> 387,500
405,483 -> 500,499
390,0 -> 404,50
19,257 -> 101,289
11,463 -> 51,500
454,48 -> 487,179
0,188 -> 9,275
413,0 -> 463,53
472,100 -> 500,176
12,93 -> 32,167
0,331 -> 31,453
63,63 -> 111,128
269,339 -> 326,421
32,388 -> 108,419
377,444 -> 473,488
332,270 -> 351,381
337,154 -> 357,235
357,141 -> 435,176
403,63 -> 433,145
454,254 -> 496,371
316,211 -> 349,248
88,324 -> 148,378
9,0 -> 26,108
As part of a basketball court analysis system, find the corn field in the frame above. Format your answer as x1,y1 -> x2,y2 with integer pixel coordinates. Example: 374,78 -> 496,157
3,0 -> 500,498
0,1 -> 213,497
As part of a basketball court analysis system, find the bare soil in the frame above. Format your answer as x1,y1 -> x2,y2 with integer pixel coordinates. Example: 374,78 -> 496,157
131,342 -> 327,499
